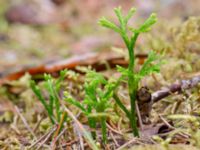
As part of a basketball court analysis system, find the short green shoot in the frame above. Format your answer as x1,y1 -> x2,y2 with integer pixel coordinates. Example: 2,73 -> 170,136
65,69 -> 119,144
99,7 -> 161,136
30,70 -> 68,124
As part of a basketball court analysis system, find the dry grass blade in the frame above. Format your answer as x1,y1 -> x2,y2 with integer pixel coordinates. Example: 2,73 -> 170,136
29,126 -> 56,149
62,104 -> 99,150
36,127 -> 57,150
33,115 -> 45,133
106,123 -> 123,136
14,106 -> 37,138
110,131 -> 120,147
136,101 -> 143,130
116,137 -> 138,150
50,127 -> 68,149
77,127 -> 85,150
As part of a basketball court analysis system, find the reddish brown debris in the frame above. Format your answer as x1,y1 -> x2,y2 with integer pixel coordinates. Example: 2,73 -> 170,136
0,52 -> 147,85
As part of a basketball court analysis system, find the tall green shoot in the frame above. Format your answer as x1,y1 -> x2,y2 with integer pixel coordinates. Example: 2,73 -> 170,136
99,7 -> 160,137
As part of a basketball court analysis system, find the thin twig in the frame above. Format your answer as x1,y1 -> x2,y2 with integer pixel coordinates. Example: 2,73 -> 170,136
135,101 -> 143,130
152,76 -> 200,103
33,115 -> 45,132
29,126 -> 56,149
10,124 -> 21,134
60,139 -> 78,148
77,126 -> 85,150
10,115 -> 21,134
117,118 -> 122,133
117,138 -> 148,150
14,106 -> 37,138
51,112 -> 67,149
36,127 -> 57,150
116,138 -> 137,150
106,123 -> 123,136
159,115 -> 175,130
109,131 -> 120,147
59,140 -> 64,150
51,127 -> 68,149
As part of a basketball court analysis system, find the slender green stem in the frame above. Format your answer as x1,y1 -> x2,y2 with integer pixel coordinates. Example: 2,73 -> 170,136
127,33 -> 140,137
121,32 -> 140,136
128,33 -> 139,70
46,78 -> 61,122
54,94 -> 61,122
46,107 -> 55,124
129,86 -> 139,137
101,117 -> 107,144
87,106 -> 96,139
88,118 -> 96,139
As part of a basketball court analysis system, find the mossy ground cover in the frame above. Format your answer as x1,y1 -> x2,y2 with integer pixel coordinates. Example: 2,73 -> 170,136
0,1 -> 200,149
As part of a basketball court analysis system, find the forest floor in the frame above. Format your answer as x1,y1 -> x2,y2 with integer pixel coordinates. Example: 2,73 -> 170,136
0,0 -> 200,149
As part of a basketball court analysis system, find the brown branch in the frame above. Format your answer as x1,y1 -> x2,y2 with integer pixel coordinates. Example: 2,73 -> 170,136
152,76 -> 200,103
137,76 -> 200,124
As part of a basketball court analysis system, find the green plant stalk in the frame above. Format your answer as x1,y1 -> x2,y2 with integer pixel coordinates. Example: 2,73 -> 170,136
125,33 -> 140,137
128,83 -> 139,137
118,16 -> 140,136
87,106 -> 97,139
113,71 -> 139,136
96,103 -> 107,144
54,92 -> 61,122
100,117 -> 107,144
88,118 -> 96,139
99,7 -> 158,137
47,79 -> 61,122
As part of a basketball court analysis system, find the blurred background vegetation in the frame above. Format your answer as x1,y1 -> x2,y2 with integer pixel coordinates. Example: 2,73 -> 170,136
0,0 -> 199,74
